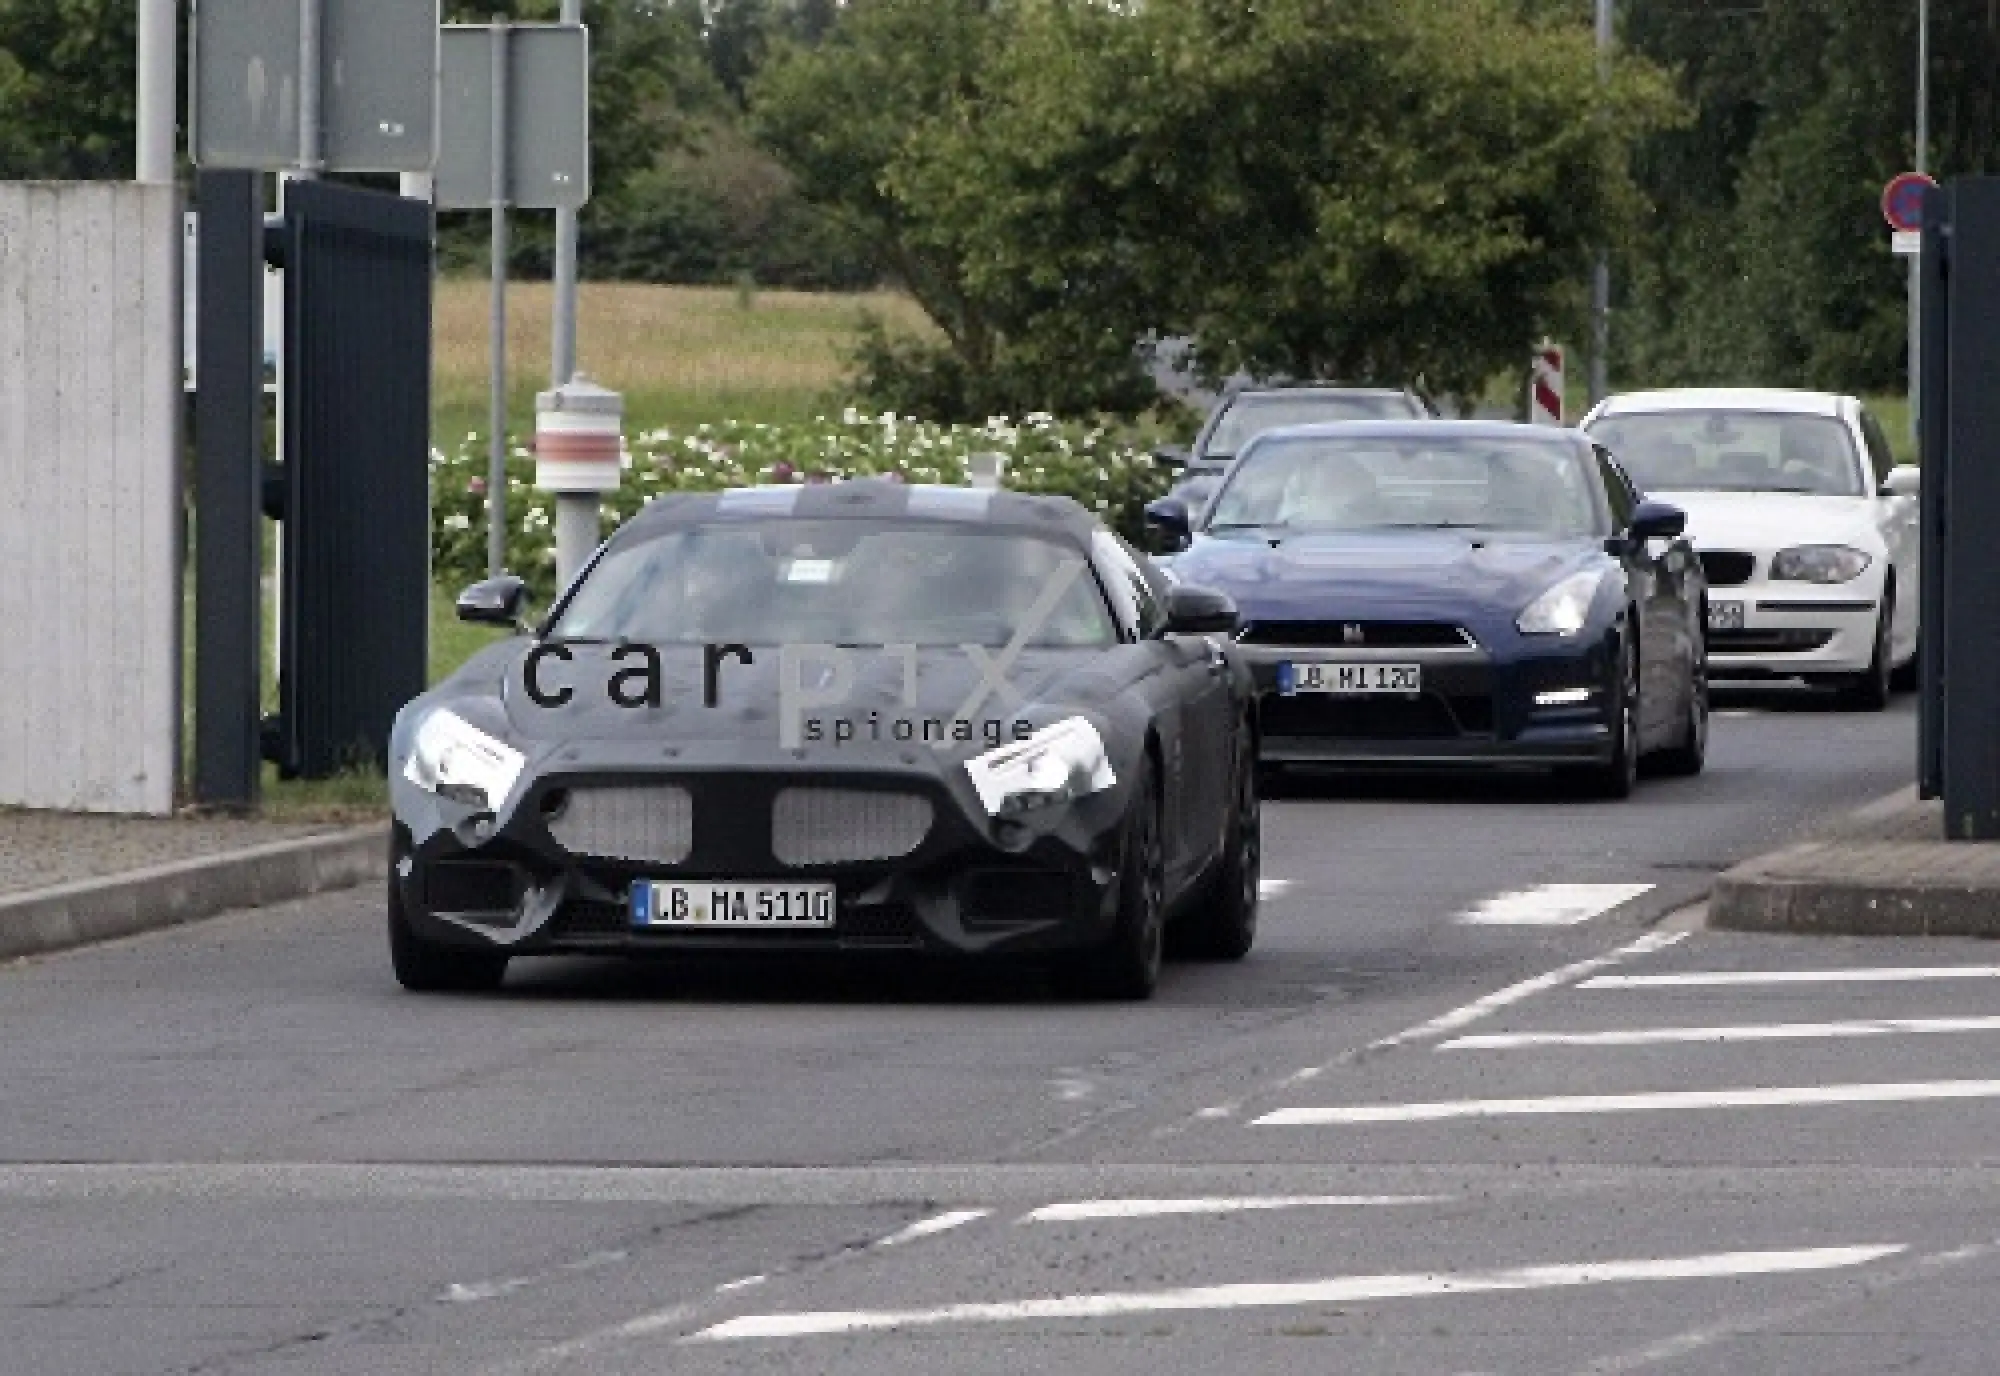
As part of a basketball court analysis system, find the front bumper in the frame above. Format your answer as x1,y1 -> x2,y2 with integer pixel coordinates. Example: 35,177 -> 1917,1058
1234,640 -> 1617,768
390,741 -> 1130,961
1703,583 -> 1879,677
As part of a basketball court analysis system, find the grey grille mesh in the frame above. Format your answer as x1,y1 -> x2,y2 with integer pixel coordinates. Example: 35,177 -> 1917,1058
545,784 -> 694,864
772,788 -> 933,866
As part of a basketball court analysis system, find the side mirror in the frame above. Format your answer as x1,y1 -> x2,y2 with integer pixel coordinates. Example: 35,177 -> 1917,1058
1144,496 -> 1193,552
457,574 -> 530,628
1151,443 -> 1192,471
1163,583 -> 1239,636
1628,498 -> 1687,543
1880,464 -> 1921,498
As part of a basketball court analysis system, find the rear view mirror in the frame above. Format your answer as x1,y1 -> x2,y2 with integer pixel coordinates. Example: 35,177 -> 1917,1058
1880,464 -> 1921,498
457,575 -> 529,628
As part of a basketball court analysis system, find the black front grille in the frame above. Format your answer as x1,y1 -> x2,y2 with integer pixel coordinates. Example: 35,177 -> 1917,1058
1237,620 -> 1472,649
558,899 -> 632,936
960,869 -> 1073,929
1709,628 -> 1836,654
423,860 -> 520,915
1261,692 -> 1489,740
1699,551 -> 1757,586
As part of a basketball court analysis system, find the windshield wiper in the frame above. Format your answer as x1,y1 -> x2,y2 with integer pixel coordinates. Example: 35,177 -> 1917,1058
1206,521 -> 1284,533
1376,521 -> 1489,530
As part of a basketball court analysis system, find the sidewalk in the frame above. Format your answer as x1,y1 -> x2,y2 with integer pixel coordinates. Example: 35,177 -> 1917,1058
1709,786 -> 2000,936
0,807 -> 385,963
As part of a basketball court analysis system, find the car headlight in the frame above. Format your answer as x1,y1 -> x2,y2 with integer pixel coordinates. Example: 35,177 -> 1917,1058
1517,570 -> 1603,637
963,716 -> 1117,818
1770,544 -> 1871,583
402,707 -> 526,812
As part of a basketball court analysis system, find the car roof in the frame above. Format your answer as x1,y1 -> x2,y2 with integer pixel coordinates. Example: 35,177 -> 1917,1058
620,478 -> 1102,547
1589,387 -> 1850,418
1240,418 -> 1583,446
1224,384 -> 1414,400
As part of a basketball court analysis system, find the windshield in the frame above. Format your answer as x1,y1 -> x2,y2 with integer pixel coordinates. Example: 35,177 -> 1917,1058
1588,410 -> 1865,496
1204,435 -> 1605,538
1206,392 -> 1418,455
548,519 -> 1120,649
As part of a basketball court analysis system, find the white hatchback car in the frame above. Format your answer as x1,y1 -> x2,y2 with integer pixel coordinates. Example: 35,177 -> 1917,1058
1579,388 -> 1920,710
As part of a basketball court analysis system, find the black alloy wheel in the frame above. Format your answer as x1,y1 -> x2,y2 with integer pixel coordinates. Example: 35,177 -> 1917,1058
1173,718 -> 1260,961
388,841 -> 511,994
1833,589 -> 1894,712
1575,632 -> 1639,800
1059,755 -> 1165,1001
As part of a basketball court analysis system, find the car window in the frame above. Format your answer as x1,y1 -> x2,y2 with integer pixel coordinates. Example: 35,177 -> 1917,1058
1205,392 -> 1420,455
1585,409 -> 1866,496
1204,433 -> 1604,537
552,520 -> 1120,648
1093,531 -> 1165,639
1594,447 -> 1637,527
1857,408 -> 1898,486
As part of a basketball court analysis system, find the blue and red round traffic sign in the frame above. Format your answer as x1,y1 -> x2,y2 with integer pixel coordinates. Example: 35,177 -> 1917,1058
1884,172 -> 1939,233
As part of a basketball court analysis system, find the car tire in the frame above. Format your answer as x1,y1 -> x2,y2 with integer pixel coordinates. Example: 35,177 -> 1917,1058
1573,633 -> 1639,800
1647,658 -> 1708,778
1058,755 -> 1165,1001
388,856 -> 510,994
1890,635 -> 1921,693
1173,720 -> 1259,961
1832,591 -> 1893,712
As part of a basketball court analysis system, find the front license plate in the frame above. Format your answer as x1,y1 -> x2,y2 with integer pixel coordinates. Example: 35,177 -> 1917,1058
631,881 -> 836,928
1279,661 -> 1422,695
1708,600 -> 1745,631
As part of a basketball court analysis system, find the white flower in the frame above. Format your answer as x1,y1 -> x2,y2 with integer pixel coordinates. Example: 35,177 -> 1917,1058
443,512 -> 471,532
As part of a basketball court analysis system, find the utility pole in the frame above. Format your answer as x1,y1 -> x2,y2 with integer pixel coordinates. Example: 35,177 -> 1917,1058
549,0 -> 597,594
1911,0 -> 1930,449
1590,0 -> 1613,408
136,0 -> 176,183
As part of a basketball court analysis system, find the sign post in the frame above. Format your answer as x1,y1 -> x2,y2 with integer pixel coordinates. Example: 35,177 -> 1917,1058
1529,342 -> 1565,426
436,22 -> 591,581
1886,171 -> 1939,449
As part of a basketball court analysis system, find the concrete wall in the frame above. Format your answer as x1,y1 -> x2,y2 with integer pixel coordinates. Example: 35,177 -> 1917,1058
0,183 -> 184,814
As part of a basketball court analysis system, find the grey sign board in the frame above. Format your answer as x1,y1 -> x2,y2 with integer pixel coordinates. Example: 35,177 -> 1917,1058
435,24 -> 591,211
190,0 -> 439,172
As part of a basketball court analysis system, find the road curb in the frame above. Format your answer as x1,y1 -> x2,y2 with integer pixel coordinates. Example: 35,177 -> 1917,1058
1708,788 -> 2000,937
0,825 -> 386,963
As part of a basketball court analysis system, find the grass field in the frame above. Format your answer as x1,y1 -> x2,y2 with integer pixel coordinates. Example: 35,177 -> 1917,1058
431,279 -> 935,442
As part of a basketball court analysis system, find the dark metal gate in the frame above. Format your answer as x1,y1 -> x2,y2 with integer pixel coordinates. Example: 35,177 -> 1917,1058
264,179 -> 434,779
1919,177 -> 2000,839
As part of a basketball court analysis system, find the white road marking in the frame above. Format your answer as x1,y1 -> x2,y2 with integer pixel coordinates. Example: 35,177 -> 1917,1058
1583,966 -> 2000,989
1458,883 -> 1656,926
1365,931 -> 1688,1050
1442,1016 -> 2000,1050
1254,1079 -> 2000,1126
872,1209 -> 989,1248
1194,1104 -> 1236,1119
683,1245 -> 1904,1342
715,1275 -> 767,1294
1019,1195 -> 1443,1223
1258,879 -> 1293,899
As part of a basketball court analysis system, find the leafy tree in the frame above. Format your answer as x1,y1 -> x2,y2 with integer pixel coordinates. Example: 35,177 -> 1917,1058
0,0 -> 148,180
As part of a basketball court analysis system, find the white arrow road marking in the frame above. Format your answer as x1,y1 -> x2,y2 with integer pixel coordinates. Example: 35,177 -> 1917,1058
1442,1016 -> 2000,1050
1458,883 -> 1655,926
1583,966 -> 2000,989
683,1246 -> 1904,1341
1254,1080 -> 2000,1126
871,1210 -> 989,1248
1019,1195 -> 1445,1223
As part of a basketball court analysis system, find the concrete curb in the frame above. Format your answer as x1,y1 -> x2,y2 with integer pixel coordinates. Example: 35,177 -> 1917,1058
0,825 -> 386,963
1709,789 -> 2000,937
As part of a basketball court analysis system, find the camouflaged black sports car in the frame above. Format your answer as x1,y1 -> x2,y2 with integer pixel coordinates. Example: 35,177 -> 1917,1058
387,479 -> 1261,1001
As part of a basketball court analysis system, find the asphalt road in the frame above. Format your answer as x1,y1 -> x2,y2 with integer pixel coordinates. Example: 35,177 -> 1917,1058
7,688 -> 1982,1375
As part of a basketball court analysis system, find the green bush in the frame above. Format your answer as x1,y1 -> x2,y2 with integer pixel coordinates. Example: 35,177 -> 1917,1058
433,411 -> 1176,604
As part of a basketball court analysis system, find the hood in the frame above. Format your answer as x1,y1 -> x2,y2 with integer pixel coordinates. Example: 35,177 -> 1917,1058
438,641 -> 1130,756
1646,490 -> 1884,554
1171,529 -> 1600,622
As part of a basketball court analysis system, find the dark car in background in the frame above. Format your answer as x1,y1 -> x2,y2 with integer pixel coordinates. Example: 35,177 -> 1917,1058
387,480 -> 1261,1002
1145,422 -> 1709,798
1153,384 -> 1438,517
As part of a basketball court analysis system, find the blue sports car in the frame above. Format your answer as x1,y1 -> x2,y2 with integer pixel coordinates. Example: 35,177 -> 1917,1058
1143,421 -> 1709,797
